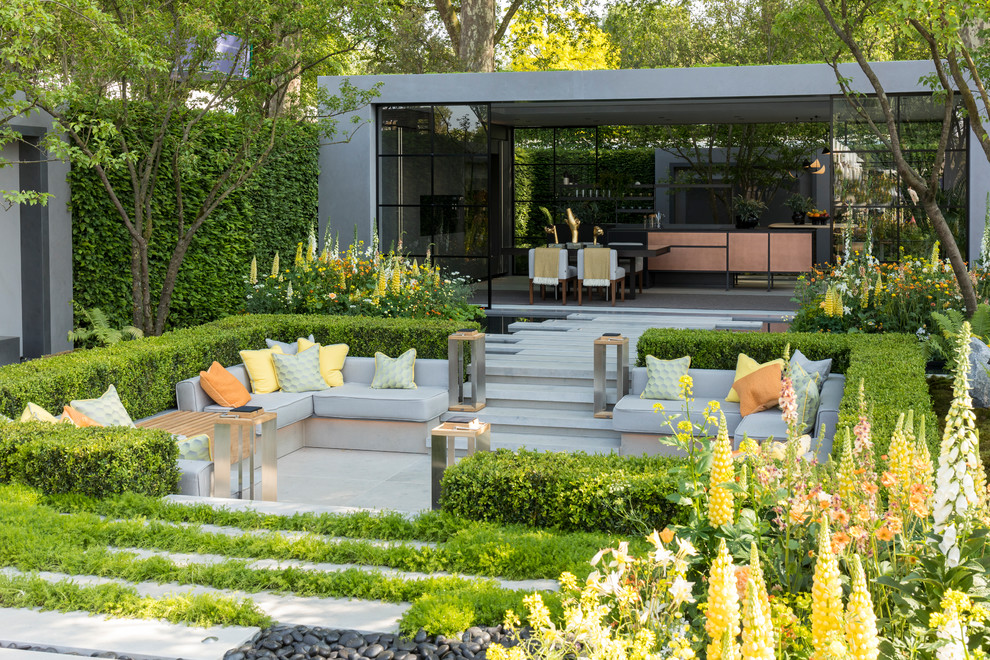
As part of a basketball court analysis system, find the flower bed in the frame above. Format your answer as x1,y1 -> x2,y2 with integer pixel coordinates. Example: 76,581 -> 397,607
245,239 -> 481,322
790,242 -> 990,334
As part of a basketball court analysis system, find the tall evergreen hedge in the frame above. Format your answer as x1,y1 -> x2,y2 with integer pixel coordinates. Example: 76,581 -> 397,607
70,116 -> 319,331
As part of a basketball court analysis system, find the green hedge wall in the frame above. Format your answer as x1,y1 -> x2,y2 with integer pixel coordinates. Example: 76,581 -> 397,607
70,116 -> 318,331
0,315 -> 478,421
0,422 -> 178,497
514,147 -> 656,244
439,449 -> 686,534
635,329 -> 936,460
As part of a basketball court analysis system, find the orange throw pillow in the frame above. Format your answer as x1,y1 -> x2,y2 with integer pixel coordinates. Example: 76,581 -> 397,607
62,405 -> 102,427
734,363 -> 783,417
200,362 -> 252,407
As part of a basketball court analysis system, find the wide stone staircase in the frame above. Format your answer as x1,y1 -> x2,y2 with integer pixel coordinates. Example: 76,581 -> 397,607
474,307 -> 786,454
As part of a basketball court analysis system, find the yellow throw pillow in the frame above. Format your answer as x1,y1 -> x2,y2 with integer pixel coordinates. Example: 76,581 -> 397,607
20,402 -> 59,423
318,344 -> 349,387
297,337 -> 318,352
239,346 -> 284,394
725,354 -> 785,403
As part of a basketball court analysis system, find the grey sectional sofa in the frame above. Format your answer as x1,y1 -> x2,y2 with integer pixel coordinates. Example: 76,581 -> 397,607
613,367 -> 845,462
173,356 -> 450,495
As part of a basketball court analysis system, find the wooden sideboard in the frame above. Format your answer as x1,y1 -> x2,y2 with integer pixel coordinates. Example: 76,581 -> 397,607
646,226 -> 817,289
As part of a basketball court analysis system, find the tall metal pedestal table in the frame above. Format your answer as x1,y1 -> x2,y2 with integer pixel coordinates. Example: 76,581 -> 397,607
430,421 -> 491,509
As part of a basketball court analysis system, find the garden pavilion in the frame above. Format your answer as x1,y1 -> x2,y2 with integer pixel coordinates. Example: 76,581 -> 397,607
318,60 -> 989,308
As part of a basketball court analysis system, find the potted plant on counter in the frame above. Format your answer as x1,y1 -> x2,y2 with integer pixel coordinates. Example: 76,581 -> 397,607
784,194 -> 815,224
733,195 -> 767,229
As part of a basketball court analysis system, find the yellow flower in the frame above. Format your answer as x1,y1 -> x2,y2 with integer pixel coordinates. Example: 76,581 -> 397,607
836,428 -> 857,506
886,412 -> 914,500
845,556 -> 878,660
706,539 -> 741,660
709,412 -> 735,527
249,256 -> 258,285
271,252 -> 280,277
741,577 -> 774,660
812,520 -> 845,657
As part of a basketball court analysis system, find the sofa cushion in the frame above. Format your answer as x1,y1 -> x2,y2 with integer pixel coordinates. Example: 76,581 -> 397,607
240,347 -> 284,394
726,354 -> 784,403
176,433 -> 212,461
640,355 -> 690,400
791,363 -> 821,433
736,363 -> 782,417
71,385 -> 135,427
206,390 -> 314,429
20,402 -> 59,423
265,335 -> 315,355
734,411 -> 789,444
371,349 -> 417,389
792,349 -> 832,389
272,346 -> 328,393
613,395 -> 741,437
200,362 -> 252,407
315,343 -> 349,387
62,405 -> 102,428
312,383 -> 447,422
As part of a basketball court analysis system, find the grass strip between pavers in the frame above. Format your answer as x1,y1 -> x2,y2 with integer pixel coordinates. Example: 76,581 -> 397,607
0,486 -> 568,629
39,490 -> 631,581
0,572 -> 272,628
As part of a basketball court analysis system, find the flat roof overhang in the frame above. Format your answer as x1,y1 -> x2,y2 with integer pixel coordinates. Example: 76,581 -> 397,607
323,60 -> 938,128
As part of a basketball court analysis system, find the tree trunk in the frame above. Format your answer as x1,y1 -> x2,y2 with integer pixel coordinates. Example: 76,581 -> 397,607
459,0 -> 495,72
922,196 -> 978,316
154,233 -> 196,335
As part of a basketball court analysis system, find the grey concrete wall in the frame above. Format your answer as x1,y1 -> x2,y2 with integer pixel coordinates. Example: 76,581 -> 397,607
2,105 -> 73,360
970,124 -> 990,263
318,102 -> 376,247
0,141 -> 23,354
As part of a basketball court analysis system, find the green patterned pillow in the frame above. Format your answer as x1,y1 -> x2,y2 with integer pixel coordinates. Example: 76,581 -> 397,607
791,363 -> 821,433
371,349 -> 417,389
176,434 -> 211,461
271,346 -> 329,393
640,355 -> 691,400
70,385 -> 135,427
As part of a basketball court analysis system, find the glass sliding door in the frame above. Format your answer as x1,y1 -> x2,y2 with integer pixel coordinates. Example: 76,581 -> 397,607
378,104 -> 492,305
831,94 -> 968,261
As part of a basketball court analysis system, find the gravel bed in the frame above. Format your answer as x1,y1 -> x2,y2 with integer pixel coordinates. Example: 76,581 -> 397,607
224,625 -> 521,660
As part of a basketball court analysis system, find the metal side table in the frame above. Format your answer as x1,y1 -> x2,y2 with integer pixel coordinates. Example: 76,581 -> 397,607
593,334 -> 629,419
430,420 -> 491,509
213,410 -> 278,501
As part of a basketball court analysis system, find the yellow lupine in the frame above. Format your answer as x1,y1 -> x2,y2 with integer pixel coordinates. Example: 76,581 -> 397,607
390,267 -> 402,294
741,577 -> 774,660
821,285 -> 844,317
837,427 -> 858,506
709,412 -> 735,527
913,415 -> 934,502
845,556 -> 879,660
271,252 -> 280,277
377,268 -> 388,297
706,539 -> 741,660
748,542 -> 771,632
249,256 -> 258,285
859,277 -> 870,309
295,242 -> 304,268
812,520 -> 844,657
886,413 -> 914,500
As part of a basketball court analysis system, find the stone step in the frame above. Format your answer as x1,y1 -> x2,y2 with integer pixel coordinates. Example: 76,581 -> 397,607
0,607 -> 257,660
478,405 -> 620,438
492,431 -> 619,455
484,383 -> 622,410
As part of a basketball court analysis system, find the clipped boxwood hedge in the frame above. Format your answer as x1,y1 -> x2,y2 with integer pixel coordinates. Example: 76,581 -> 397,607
439,449 -> 686,534
0,314 -> 478,421
0,422 -> 178,497
635,329 -> 936,460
